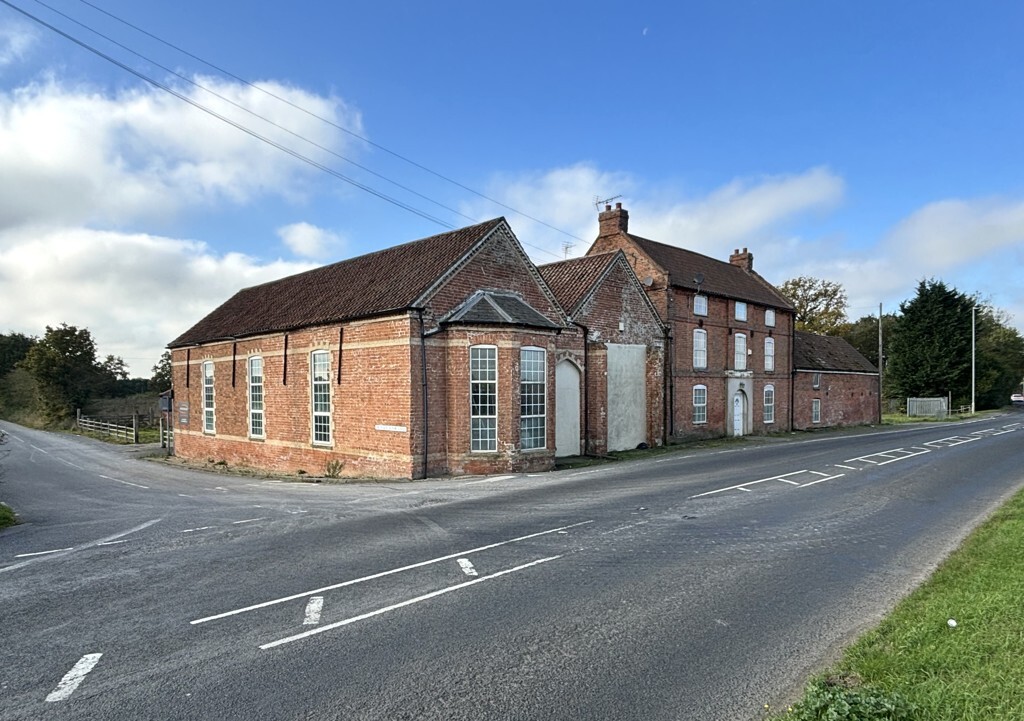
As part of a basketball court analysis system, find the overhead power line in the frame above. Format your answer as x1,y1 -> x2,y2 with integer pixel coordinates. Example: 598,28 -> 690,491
4,0 -> 455,227
72,0 -> 586,247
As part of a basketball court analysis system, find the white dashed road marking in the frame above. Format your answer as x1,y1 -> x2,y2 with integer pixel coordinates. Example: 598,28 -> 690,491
457,558 -> 478,576
15,548 -> 73,558
45,653 -> 102,703
260,556 -> 562,650
303,597 -> 324,625
99,474 -> 149,489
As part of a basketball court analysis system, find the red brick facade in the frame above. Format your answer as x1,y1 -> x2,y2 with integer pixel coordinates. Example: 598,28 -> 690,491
793,371 -> 880,430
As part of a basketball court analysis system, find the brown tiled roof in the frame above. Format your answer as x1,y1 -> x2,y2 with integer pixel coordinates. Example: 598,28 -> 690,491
169,218 -> 505,347
794,331 -> 878,373
537,252 -> 619,315
627,234 -> 794,310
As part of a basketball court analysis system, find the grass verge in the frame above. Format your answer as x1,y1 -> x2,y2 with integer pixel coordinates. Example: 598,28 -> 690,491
0,502 -> 16,530
772,484 -> 1024,720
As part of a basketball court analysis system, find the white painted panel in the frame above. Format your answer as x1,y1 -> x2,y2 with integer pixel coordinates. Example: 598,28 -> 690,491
555,360 -> 581,457
607,344 -> 646,452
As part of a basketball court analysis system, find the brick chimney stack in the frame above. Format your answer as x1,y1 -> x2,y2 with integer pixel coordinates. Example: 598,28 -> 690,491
598,202 -> 629,236
729,247 -> 754,272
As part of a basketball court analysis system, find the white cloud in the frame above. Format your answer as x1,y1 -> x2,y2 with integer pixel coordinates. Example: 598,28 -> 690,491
0,226 -> 318,376
0,23 -> 36,69
0,75 -> 363,233
464,163 -> 843,262
277,222 -> 346,259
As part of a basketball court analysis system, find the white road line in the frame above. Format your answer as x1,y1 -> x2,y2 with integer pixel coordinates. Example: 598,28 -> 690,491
99,474 -> 149,489
776,479 -> 801,486
97,540 -> 127,546
191,520 -> 593,625
303,596 -> 324,625
797,473 -> 845,488
834,464 -> 856,470
178,494 -> 193,498
260,556 -> 561,650
463,474 -> 515,485
45,653 -> 102,703
181,526 -> 216,533
599,521 -> 650,535
0,519 -> 161,574
56,457 -> 85,470
738,487 -> 752,492
30,445 -> 49,454
15,548 -> 73,558
232,517 -> 267,525
457,558 -> 478,576
690,470 -> 809,498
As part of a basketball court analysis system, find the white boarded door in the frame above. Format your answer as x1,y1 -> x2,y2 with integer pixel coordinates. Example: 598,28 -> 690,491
607,344 -> 646,452
555,360 -> 581,457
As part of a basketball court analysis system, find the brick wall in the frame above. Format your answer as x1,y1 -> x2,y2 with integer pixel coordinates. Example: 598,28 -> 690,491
793,371 -> 880,430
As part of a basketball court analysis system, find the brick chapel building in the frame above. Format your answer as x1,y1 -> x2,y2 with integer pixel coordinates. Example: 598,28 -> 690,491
168,218 -> 665,479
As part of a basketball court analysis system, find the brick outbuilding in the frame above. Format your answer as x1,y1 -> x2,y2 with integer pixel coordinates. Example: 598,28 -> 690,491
792,331 -> 880,429
539,251 -> 667,456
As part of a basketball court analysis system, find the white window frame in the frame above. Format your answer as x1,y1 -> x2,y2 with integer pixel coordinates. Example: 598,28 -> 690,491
692,328 -> 708,370
693,385 -> 707,425
519,347 -> 546,451
311,350 -> 331,445
812,398 -> 821,424
812,372 -> 821,389
765,308 -> 776,327
694,294 -> 708,316
248,356 -> 264,438
202,361 -> 215,433
764,337 -> 775,372
734,333 -> 747,371
764,385 -> 775,424
735,301 -> 747,321
470,345 -> 498,452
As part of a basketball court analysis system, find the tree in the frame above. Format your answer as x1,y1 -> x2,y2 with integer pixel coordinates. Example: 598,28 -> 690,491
0,332 -> 35,376
973,306 -> 1024,409
20,324 -> 105,423
151,351 -> 172,393
838,313 -> 899,368
779,276 -> 849,334
886,280 -> 974,405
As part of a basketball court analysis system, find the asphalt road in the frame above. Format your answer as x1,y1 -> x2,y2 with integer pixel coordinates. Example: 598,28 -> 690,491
1,410 -> 1022,721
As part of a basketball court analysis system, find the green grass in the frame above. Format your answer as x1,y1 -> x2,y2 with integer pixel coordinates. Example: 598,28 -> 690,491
774,486 -> 1024,720
0,502 -> 15,530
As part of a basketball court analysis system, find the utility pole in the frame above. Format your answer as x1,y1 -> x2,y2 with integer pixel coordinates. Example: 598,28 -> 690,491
971,304 -> 976,415
877,302 -> 884,423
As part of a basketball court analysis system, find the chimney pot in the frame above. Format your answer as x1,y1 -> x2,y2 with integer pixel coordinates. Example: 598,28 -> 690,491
598,202 -> 630,236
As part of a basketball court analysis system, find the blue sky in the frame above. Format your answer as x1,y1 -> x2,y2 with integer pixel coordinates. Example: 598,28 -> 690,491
1,1 -> 1022,374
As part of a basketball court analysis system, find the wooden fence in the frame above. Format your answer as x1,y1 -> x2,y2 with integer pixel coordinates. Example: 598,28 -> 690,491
76,410 -> 138,444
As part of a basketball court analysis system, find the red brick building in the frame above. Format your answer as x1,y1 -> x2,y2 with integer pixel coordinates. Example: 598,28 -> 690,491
168,218 -> 666,479
539,251 -> 666,456
585,203 -> 797,439
792,331 -> 880,429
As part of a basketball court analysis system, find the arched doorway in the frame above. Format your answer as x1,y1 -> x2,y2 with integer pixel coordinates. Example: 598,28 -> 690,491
555,359 -> 581,457
732,390 -> 747,437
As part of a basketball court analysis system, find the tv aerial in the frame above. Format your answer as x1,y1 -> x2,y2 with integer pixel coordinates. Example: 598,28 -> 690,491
593,194 -> 623,209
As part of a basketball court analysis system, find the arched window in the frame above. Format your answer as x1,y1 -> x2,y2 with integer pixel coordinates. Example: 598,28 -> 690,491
520,347 -> 546,450
311,350 -> 331,445
734,333 -> 747,370
470,346 -> 497,452
693,329 -> 707,369
248,356 -> 264,438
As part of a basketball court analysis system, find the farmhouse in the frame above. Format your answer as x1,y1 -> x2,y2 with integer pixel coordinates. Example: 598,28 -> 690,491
585,203 -> 797,439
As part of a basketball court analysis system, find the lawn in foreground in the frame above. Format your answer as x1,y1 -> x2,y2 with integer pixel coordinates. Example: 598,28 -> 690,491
774,484 -> 1024,721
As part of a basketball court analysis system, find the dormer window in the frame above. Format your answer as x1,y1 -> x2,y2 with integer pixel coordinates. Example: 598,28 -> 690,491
694,295 -> 708,316
735,301 -> 747,321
